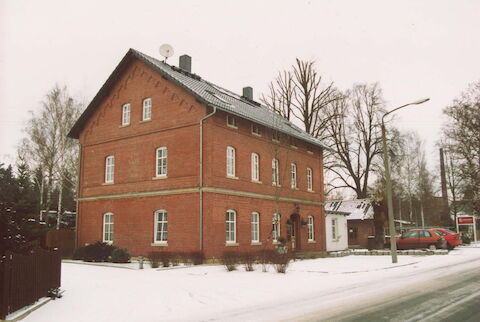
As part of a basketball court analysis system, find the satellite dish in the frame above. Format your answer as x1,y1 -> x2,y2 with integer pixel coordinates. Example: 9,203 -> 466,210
159,44 -> 174,62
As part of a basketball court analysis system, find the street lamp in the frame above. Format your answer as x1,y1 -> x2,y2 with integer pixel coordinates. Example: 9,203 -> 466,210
382,98 -> 429,264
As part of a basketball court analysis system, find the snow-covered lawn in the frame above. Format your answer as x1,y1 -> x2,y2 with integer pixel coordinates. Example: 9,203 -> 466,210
22,245 -> 480,322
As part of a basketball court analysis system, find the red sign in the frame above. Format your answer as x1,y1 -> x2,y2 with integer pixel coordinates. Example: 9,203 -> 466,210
458,217 -> 474,224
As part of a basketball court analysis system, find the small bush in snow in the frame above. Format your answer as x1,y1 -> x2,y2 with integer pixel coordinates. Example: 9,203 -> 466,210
147,252 -> 161,268
72,247 -> 86,260
187,251 -> 205,265
83,241 -> 116,262
221,251 -> 240,271
241,252 -> 256,272
111,248 -> 131,263
258,249 -> 275,272
271,252 -> 292,274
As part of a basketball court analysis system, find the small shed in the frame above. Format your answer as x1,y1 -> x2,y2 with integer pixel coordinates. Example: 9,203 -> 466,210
324,208 -> 349,252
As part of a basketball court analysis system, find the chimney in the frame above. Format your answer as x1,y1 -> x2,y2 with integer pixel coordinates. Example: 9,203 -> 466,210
179,55 -> 191,73
242,86 -> 253,100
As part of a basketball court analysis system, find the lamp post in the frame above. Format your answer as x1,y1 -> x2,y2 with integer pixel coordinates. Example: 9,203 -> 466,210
382,98 -> 429,264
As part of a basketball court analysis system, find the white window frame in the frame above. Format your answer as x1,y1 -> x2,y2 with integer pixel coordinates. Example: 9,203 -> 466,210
308,216 -> 315,241
226,146 -> 236,177
307,168 -> 313,191
251,124 -> 261,136
103,212 -> 114,244
122,103 -> 131,126
155,147 -> 168,177
251,212 -> 260,243
272,158 -> 279,186
332,218 -> 338,240
105,155 -> 115,183
226,115 -> 237,128
142,98 -> 152,121
272,213 -> 281,242
154,210 -> 168,244
251,153 -> 260,182
226,210 -> 236,243
291,163 -> 297,189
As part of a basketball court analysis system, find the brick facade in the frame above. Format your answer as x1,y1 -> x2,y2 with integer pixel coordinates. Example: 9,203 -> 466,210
74,53 -> 326,258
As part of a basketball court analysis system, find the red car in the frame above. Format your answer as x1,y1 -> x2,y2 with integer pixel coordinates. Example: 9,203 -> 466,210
432,228 -> 462,249
395,229 -> 447,250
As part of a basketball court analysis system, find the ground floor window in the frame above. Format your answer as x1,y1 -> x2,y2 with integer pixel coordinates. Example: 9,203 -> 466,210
103,212 -> 114,244
272,213 -> 281,242
154,210 -> 168,243
226,210 -> 236,243
251,212 -> 260,242
308,216 -> 315,241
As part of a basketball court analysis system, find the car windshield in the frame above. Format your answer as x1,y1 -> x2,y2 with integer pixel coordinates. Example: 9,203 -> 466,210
403,231 -> 418,238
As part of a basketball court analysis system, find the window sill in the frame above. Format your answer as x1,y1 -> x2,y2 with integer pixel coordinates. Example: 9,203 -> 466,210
251,132 -> 262,137
152,175 -> 168,180
151,242 -> 168,247
251,180 -> 262,184
272,139 -> 280,143
291,187 -> 299,190
227,176 -> 239,180
102,182 -> 114,186
140,119 -> 152,123
119,124 -> 130,128
272,183 -> 282,187
290,145 -> 298,149
307,150 -> 314,155
227,124 -> 238,129
308,240 -> 316,244
225,242 -> 239,247
251,242 -> 262,246
307,189 -> 315,193
103,241 -> 113,245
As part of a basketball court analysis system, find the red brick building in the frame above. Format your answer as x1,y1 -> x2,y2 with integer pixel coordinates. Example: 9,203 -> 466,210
68,49 -> 327,259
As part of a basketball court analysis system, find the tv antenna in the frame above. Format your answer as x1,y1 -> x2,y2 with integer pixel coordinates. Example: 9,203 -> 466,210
159,44 -> 174,63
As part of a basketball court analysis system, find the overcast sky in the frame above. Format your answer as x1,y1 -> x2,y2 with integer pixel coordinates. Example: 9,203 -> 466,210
1,0 -> 479,169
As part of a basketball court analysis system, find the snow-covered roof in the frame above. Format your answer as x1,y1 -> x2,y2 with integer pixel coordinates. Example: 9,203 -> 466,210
324,199 -> 374,220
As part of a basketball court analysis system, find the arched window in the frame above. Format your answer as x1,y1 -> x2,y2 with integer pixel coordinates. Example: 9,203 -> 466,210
226,210 -> 236,243
103,212 -> 114,244
154,210 -> 168,243
272,158 -> 279,185
251,153 -> 259,181
105,155 -> 115,183
290,163 -> 297,189
142,98 -> 152,121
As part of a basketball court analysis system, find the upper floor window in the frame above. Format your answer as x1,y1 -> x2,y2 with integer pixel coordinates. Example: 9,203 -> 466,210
226,146 -> 236,177
272,213 -> 281,242
154,210 -> 168,243
308,216 -> 315,241
307,168 -> 313,191
290,163 -> 297,189
272,130 -> 280,142
226,115 -> 237,128
251,124 -> 261,136
226,210 -> 236,243
103,212 -> 114,244
251,153 -> 260,182
122,103 -> 131,126
105,155 -> 115,183
142,98 -> 152,121
251,212 -> 260,243
156,147 -> 168,177
272,158 -> 279,186
289,136 -> 298,148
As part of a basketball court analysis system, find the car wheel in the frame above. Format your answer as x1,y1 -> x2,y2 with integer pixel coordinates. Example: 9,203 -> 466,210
428,244 -> 437,251
447,243 -> 454,250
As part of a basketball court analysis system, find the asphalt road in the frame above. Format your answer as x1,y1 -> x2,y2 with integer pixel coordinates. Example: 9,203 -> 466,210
300,259 -> 480,322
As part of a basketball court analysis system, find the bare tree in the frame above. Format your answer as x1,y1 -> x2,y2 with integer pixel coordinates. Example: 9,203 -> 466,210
20,85 -> 83,228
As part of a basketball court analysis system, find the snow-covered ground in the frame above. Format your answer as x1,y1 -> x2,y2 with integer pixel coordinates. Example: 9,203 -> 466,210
20,244 -> 480,322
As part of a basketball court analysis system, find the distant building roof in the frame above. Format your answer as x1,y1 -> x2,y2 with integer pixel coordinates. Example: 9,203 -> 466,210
69,49 -> 328,150
324,199 -> 374,220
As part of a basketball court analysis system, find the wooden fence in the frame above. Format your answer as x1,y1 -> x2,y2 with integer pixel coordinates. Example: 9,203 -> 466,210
46,229 -> 76,258
0,248 -> 61,319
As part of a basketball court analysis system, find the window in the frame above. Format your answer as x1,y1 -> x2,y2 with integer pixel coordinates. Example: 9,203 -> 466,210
156,147 -> 168,177
290,163 -> 297,189
226,115 -> 237,128
272,130 -> 280,142
251,124 -> 261,136
289,136 -> 297,147
308,216 -> 315,241
142,98 -> 152,121
307,168 -> 313,191
226,146 -> 236,177
251,153 -> 259,181
251,212 -> 260,243
122,103 -> 131,126
103,213 -> 114,244
154,210 -> 168,243
105,155 -> 114,183
272,213 -> 281,242
272,158 -> 279,185
331,218 -> 337,240
226,210 -> 236,243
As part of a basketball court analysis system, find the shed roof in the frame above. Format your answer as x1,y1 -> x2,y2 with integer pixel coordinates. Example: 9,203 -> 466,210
324,199 -> 374,220
68,48 -> 328,150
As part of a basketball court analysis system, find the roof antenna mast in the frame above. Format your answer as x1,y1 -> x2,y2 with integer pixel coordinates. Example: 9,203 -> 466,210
159,44 -> 174,63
